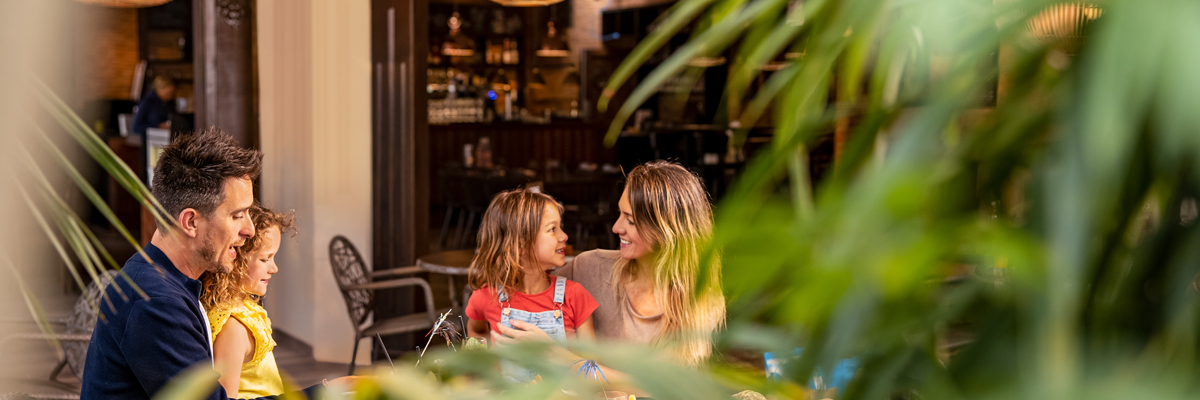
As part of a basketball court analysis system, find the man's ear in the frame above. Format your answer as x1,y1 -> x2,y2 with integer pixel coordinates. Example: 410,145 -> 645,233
177,209 -> 201,238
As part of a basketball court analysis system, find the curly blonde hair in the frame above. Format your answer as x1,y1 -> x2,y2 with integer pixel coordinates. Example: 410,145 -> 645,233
200,205 -> 295,309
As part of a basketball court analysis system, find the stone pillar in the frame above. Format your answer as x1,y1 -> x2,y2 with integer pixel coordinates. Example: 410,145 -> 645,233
194,0 -> 257,147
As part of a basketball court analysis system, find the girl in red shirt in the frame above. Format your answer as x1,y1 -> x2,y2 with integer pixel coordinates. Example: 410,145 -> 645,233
465,188 -> 598,353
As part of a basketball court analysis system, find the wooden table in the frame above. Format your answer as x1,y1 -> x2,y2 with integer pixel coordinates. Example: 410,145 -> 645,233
417,250 -> 475,311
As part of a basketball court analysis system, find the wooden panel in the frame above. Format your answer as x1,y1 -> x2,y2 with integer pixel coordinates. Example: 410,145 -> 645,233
372,0 -> 429,356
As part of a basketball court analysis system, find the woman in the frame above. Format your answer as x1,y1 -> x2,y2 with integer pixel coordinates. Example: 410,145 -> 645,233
496,160 -> 726,367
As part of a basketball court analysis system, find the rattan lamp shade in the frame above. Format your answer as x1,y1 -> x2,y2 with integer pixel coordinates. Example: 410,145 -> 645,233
76,0 -> 172,7
1027,3 -> 1102,49
489,0 -> 563,6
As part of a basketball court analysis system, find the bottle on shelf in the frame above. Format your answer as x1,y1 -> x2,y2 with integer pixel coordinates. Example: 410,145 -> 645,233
501,39 -> 512,65
475,137 -> 494,169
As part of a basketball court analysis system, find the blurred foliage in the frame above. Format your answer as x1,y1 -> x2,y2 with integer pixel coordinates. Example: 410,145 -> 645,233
5,80 -> 171,358
92,0 -> 1200,398
598,0 -> 1200,398
358,0 -> 1200,398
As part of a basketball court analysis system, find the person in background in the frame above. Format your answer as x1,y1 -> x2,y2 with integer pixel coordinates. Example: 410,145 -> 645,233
132,75 -> 176,135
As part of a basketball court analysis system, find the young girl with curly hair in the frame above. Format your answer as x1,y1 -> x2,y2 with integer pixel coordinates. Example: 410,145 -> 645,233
200,205 -> 298,398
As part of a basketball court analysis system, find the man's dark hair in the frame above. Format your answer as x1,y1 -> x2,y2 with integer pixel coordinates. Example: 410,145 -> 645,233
152,127 -> 261,229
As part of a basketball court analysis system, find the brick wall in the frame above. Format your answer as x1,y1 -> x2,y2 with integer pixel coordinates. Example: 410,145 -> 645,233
74,4 -> 139,101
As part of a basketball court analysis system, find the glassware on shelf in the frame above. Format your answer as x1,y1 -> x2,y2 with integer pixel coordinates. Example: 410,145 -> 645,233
428,98 -> 486,125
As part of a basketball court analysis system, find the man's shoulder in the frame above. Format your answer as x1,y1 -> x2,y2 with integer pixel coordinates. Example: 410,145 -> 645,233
118,254 -> 182,295
102,255 -> 192,319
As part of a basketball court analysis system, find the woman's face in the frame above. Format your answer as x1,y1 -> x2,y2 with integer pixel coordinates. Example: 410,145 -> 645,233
613,188 -> 654,262
242,227 -> 281,297
534,202 -> 569,269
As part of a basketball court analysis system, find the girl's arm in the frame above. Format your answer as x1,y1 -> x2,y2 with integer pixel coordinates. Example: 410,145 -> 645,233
467,319 -> 492,342
212,318 -> 253,397
574,316 -> 596,342
493,319 -> 629,384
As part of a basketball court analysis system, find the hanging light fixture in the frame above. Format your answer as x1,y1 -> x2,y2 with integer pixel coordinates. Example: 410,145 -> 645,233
1027,3 -> 1102,50
489,0 -> 563,7
75,0 -> 171,7
442,12 -> 475,57
536,22 -> 570,58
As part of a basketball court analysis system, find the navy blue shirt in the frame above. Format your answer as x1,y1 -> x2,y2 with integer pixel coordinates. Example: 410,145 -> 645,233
81,244 -> 317,399
132,90 -> 171,135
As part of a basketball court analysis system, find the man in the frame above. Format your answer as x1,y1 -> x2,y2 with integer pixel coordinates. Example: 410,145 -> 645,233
132,76 -> 176,135
81,128 -> 321,399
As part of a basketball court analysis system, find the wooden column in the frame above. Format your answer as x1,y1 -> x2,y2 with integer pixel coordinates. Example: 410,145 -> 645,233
193,0 -> 257,147
371,0 -> 430,353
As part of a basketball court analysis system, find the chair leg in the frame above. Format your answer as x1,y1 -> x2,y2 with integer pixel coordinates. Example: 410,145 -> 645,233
464,210 -> 479,247
48,358 -> 68,382
349,336 -> 360,375
448,275 -> 459,311
453,209 -> 470,249
439,206 -> 456,249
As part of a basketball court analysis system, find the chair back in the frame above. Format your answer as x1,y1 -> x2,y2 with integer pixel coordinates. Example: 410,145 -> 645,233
329,236 -> 373,329
64,269 -> 120,376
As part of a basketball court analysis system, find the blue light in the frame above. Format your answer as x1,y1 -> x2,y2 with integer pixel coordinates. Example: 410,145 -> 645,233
487,90 -> 498,100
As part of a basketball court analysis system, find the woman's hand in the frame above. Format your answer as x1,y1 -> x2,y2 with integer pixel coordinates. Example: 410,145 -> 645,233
491,320 -> 555,345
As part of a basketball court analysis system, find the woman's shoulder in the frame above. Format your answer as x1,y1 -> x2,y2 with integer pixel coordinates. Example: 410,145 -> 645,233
556,250 -> 619,287
559,278 -> 597,298
568,249 -> 621,270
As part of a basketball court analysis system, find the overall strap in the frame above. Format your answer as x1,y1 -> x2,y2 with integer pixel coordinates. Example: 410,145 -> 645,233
497,286 -> 509,302
553,276 -> 566,304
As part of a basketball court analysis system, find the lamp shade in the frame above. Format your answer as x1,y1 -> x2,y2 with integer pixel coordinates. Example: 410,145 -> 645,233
1027,3 -> 1102,49
76,0 -> 172,7
536,22 -> 570,57
489,0 -> 563,6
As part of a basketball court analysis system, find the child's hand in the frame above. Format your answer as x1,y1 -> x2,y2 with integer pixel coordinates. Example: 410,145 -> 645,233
324,375 -> 364,388
492,320 -> 555,344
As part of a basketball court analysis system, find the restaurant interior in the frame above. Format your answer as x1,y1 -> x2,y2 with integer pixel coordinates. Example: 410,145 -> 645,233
10,0 -> 1190,398
11,0 -> 821,391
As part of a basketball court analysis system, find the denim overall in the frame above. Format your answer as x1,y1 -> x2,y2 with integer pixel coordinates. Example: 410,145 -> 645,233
498,276 -> 567,382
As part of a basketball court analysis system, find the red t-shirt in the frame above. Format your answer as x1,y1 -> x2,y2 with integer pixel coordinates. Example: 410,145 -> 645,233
466,276 -> 598,335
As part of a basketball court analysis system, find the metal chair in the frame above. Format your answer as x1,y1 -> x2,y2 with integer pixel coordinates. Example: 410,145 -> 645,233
0,269 -> 119,396
328,235 -> 436,374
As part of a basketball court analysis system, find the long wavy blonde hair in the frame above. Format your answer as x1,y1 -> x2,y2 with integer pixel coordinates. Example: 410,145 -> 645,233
468,188 -> 562,295
613,161 -> 726,366
200,205 -> 295,309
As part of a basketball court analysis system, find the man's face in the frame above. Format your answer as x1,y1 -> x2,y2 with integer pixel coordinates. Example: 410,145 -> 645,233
157,86 -> 176,101
195,177 -> 255,274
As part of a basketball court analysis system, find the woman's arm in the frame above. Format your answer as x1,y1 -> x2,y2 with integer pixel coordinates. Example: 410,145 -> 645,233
212,317 -> 253,397
467,319 -> 492,342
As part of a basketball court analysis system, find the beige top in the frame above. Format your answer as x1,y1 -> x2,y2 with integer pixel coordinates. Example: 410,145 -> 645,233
555,249 -> 661,344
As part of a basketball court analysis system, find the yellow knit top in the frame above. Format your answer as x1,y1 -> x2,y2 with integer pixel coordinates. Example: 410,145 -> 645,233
207,298 -> 285,399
